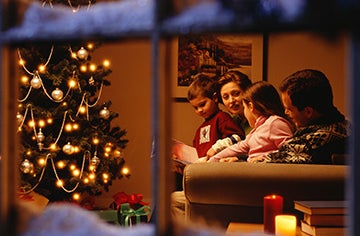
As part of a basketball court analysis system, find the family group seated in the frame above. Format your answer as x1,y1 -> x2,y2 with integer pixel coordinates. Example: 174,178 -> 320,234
172,68 -> 350,223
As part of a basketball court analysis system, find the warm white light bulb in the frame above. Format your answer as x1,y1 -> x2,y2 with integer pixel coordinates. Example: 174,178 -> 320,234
103,60 -> 110,67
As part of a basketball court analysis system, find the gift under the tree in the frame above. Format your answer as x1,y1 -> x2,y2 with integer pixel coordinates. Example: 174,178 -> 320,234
110,191 -> 151,226
117,203 -> 151,226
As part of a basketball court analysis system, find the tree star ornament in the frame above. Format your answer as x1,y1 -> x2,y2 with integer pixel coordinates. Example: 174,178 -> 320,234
99,107 -> 110,119
77,47 -> 89,60
51,88 -> 64,101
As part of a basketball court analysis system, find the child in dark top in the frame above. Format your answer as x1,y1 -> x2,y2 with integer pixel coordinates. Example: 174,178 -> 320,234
187,74 -> 245,157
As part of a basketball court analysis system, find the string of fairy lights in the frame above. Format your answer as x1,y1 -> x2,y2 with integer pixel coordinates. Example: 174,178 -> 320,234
17,0 -> 130,200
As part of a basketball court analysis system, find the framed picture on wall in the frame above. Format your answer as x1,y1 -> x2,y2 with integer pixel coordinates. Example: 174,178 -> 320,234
173,34 -> 264,98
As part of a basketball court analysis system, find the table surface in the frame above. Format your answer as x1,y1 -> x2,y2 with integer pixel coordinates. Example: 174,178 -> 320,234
226,222 -> 307,235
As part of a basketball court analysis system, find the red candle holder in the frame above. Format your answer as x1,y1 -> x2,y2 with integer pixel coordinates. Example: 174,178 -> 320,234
263,194 -> 283,234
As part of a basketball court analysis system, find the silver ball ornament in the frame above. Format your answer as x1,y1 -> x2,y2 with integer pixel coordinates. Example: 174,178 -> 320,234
99,107 -> 110,119
30,76 -> 42,89
62,142 -> 74,155
37,129 -> 45,142
51,88 -> 64,101
77,47 -> 89,60
20,159 -> 34,174
90,155 -> 100,166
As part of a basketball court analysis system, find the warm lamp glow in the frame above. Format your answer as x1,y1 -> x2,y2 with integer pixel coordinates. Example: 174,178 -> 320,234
104,146 -> 112,153
56,180 -> 64,187
38,120 -> 46,127
19,59 -> 25,65
68,79 -> 77,88
83,178 -> 89,184
122,167 -> 130,175
28,120 -> 35,127
89,64 -> 96,71
57,161 -> 66,169
72,169 -> 80,177
21,75 -> 29,84
80,65 -> 87,72
70,164 -> 76,170
50,143 -> 58,151
72,193 -> 81,201
71,52 -> 77,59
38,158 -> 46,166
65,123 -> 73,132
79,106 -> 86,114
102,173 -> 109,179
275,215 -> 297,236
38,64 -> 46,73
92,138 -> 100,145
47,118 -> 53,124
87,43 -> 94,50
89,173 -> 96,180
72,123 -> 79,130
103,60 -> 110,67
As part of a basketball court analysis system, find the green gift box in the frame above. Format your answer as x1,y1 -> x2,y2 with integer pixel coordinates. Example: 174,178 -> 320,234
117,203 -> 151,227
94,210 -> 119,225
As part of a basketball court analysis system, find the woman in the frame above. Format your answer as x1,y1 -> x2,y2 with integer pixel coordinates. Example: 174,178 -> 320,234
205,70 -> 252,157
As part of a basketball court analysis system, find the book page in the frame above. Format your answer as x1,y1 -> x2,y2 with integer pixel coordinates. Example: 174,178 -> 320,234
171,139 -> 199,163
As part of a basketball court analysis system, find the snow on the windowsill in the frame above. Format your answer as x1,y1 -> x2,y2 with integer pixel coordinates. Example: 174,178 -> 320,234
3,0 -> 154,40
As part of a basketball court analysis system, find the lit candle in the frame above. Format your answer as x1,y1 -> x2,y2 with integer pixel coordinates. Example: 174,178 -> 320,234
275,215 -> 297,236
264,194 -> 283,234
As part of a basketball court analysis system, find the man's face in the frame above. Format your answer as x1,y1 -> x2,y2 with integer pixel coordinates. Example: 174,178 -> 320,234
281,92 -> 309,128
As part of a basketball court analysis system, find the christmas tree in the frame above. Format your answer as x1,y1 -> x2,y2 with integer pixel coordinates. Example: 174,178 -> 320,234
16,40 -> 129,202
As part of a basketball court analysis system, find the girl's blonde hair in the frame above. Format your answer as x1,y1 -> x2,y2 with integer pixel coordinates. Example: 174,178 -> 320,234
242,81 -> 287,119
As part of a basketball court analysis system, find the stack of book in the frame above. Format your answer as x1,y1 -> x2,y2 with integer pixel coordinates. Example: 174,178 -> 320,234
294,200 -> 347,236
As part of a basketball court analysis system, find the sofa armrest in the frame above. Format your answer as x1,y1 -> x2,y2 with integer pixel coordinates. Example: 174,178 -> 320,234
183,162 -> 347,209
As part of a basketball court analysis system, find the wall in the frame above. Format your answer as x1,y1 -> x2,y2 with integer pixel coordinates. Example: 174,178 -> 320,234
92,40 -> 153,207
92,31 -> 349,207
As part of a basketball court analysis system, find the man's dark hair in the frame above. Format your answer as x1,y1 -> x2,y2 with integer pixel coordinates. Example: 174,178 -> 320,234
279,69 -> 335,114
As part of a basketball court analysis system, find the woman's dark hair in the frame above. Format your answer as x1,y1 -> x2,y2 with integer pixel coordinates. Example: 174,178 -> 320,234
217,70 -> 252,103
242,81 -> 287,119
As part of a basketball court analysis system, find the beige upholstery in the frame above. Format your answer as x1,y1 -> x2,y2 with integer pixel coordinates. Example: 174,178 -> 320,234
183,162 -> 347,228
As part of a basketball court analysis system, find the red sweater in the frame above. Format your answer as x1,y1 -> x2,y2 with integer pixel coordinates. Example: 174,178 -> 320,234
193,111 -> 245,157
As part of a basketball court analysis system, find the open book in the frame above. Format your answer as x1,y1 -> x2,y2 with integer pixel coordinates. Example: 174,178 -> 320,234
171,139 -> 199,171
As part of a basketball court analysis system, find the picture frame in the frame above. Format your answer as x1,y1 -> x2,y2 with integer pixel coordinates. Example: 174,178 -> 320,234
173,34 -> 264,99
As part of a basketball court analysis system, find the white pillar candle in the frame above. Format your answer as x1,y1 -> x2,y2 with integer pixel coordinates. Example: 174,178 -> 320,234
275,215 -> 297,236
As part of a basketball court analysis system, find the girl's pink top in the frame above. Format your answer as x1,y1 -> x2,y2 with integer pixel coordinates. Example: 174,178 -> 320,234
209,115 -> 293,162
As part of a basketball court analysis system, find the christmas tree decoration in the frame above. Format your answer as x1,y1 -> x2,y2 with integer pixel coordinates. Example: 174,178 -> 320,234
16,7 -> 129,201
99,107 -> 110,119
51,88 -> 64,101
30,75 -> 42,89
77,47 -> 89,60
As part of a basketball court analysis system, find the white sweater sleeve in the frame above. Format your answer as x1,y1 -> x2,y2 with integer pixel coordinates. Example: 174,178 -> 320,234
211,134 -> 241,153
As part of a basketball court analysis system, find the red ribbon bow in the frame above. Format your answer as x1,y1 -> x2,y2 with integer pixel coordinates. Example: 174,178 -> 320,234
112,192 -> 149,209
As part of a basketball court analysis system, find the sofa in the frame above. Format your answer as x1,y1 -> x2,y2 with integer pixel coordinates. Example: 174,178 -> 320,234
182,162 -> 347,228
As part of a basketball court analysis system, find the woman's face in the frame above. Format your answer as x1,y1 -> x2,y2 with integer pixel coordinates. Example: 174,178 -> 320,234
220,81 -> 244,115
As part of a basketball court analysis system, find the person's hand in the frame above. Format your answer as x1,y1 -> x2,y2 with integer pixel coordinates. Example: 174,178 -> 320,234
195,156 -> 208,163
206,148 -> 216,158
219,157 -> 239,162
248,156 -> 265,163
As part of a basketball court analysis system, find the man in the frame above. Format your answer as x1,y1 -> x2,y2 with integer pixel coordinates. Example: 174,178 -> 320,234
260,69 -> 350,163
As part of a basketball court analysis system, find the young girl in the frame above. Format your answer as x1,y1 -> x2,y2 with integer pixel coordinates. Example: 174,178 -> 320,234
202,81 -> 294,162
